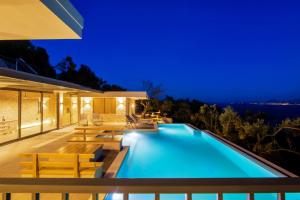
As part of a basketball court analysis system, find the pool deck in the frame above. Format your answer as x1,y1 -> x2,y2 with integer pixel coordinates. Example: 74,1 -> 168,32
0,126 -> 76,178
0,126 -> 124,178
0,126 -> 127,200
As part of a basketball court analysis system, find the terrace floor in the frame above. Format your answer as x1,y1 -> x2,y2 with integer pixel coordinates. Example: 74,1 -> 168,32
0,126 -> 124,200
0,126 -> 77,178
0,125 -> 121,178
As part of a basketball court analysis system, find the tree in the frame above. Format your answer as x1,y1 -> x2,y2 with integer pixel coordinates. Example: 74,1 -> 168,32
56,56 -> 78,83
219,106 -> 241,140
140,81 -> 164,117
278,118 -> 300,129
191,104 -> 219,132
142,81 -> 164,99
102,84 -> 126,91
239,119 -> 270,153
77,64 -> 106,90
160,97 -> 174,117
0,41 -> 56,78
260,118 -> 300,156
173,101 -> 192,123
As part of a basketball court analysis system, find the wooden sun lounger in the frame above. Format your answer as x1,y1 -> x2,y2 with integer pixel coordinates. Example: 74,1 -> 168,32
74,126 -> 126,141
75,125 -> 126,132
68,136 -> 123,151
73,130 -> 124,140
20,153 -> 103,178
56,143 -> 104,161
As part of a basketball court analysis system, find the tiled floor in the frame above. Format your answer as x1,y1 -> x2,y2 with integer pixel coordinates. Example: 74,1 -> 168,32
0,126 -> 75,178
0,125 -> 126,200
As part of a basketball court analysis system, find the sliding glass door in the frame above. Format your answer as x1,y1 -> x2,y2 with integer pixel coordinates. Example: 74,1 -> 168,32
43,93 -> 57,132
0,90 -> 19,143
21,91 -> 42,137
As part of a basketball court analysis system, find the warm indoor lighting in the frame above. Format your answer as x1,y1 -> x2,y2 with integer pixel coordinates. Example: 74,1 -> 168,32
59,93 -> 64,104
117,97 -> 125,104
21,122 -> 42,129
117,104 -> 125,111
83,97 -> 92,104
71,97 -> 78,109
112,193 -> 123,200
116,97 -> 126,114
82,97 -> 92,111
42,97 -> 49,109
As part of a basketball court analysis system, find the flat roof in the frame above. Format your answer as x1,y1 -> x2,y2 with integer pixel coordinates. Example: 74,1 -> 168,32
83,91 -> 149,99
0,0 -> 83,40
0,67 -> 99,93
0,68 -> 148,99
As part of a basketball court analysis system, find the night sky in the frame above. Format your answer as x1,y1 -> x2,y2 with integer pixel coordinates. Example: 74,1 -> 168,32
33,0 -> 300,103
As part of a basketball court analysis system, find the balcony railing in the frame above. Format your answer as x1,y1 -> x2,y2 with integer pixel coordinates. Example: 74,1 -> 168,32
0,178 -> 300,200
0,55 -> 37,74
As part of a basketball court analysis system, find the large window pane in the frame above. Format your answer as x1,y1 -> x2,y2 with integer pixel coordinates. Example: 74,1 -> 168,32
0,90 -> 19,143
21,92 -> 41,137
60,94 -> 71,127
71,96 -> 78,124
43,93 -> 57,131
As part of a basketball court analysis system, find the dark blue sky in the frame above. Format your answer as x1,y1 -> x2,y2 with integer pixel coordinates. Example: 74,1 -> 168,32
34,0 -> 300,103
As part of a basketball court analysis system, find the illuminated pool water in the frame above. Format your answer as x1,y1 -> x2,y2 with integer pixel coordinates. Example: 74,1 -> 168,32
107,124 -> 299,200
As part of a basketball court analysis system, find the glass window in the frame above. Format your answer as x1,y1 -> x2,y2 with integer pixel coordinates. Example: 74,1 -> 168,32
21,92 -> 41,137
0,90 -> 19,143
60,94 -> 71,127
71,96 -> 78,124
43,93 -> 57,131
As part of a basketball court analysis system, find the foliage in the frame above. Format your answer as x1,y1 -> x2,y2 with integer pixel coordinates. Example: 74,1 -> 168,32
191,104 -> 219,133
279,118 -> 300,129
239,119 -> 271,153
139,81 -> 165,117
0,41 -> 125,91
0,41 -> 56,78
173,101 -> 192,123
160,98 -> 174,116
219,106 -> 241,140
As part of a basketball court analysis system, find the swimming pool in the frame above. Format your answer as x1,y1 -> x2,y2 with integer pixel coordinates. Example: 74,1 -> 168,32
108,124 -> 299,200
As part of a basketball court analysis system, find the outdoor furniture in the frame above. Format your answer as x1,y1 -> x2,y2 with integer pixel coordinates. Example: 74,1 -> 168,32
68,136 -> 123,151
131,114 -> 153,123
56,143 -> 104,161
126,115 -> 135,128
92,113 -> 104,126
127,115 -> 155,129
74,125 -> 126,140
79,114 -> 88,126
20,153 -> 103,178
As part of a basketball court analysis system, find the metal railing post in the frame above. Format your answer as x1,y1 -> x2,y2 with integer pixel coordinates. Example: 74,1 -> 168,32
62,193 -> 69,200
3,193 -> 11,200
32,193 -> 40,200
155,193 -> 160,200
217,192 -> 223,200
186,193 -> 192,200
123,193 -> 129,200
247,192 -> 254,200
278,192 -> 286,200
92,193 -> 98,200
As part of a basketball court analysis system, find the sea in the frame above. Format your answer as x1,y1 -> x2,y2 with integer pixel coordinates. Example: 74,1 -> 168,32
219,103 -> 300,125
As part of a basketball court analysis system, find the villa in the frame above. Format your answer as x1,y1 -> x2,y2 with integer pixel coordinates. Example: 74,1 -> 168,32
0,1 -> 299,200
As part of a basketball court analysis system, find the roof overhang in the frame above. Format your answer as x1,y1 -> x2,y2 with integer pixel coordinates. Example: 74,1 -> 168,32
79,91 -> 149,100
0,0 -> 83,40
0,68 -> 100,94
